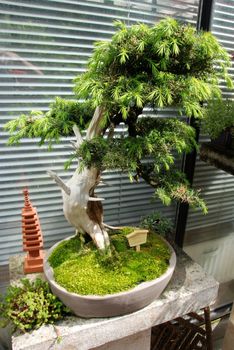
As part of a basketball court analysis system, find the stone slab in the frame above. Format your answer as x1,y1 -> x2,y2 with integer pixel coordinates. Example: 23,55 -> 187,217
10,245 -> 219,350
92,329 -> 151,350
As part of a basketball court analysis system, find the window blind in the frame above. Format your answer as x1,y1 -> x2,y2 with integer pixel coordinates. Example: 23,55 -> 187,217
0,0 -> 199,265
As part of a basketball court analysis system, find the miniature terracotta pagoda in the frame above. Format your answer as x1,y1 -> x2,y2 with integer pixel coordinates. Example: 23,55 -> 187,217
22,188 -> 44,273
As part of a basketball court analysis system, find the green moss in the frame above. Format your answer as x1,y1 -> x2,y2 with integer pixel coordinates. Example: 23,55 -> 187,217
111,234 -> 129,252
48,235 -> 82,268
49,229 -> 171,296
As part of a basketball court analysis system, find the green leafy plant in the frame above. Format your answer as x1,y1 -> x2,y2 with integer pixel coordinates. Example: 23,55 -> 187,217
203,98 -> 234,139
140,212 -> 173,236
0,278 -> 70,332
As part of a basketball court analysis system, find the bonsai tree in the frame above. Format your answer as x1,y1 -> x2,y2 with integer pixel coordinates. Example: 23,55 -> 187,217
5,18 -> 232,250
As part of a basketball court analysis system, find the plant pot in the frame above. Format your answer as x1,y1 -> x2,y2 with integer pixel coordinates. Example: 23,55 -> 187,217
44,235 -> 176,318
211,127 -> 234,150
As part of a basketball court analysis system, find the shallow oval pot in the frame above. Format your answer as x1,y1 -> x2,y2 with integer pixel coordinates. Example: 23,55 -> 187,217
44,236 -> 176,318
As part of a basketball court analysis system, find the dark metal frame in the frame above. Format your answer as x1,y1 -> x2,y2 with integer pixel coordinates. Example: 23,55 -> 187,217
197,0 -> 214,31
151,307 -> 213,350
175,0 -> 215,247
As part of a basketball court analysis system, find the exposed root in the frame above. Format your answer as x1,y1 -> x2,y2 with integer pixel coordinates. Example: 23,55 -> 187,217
103,223 -> 125,230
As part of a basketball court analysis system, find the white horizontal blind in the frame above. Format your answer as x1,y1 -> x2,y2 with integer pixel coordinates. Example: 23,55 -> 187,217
185,0 -> 234,235
0,0 -> 199,265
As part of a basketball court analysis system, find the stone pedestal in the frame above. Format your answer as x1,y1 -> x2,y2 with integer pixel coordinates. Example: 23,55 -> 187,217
10,245 -> 219,350
93,329 -> 151,350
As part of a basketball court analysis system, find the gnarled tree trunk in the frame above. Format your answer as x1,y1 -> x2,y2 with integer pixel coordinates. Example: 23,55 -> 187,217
47,107 -> 110,250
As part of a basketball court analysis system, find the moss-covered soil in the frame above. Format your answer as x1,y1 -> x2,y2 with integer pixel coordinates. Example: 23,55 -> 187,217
48,228 -> 171,296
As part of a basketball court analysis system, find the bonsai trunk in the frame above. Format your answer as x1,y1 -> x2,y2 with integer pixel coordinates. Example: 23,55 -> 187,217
47,107 -> 110,250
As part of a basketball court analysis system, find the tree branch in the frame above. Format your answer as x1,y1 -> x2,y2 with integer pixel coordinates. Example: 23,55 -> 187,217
47,170 -> 71,195
86,106 -> 104,140
73,124 -> 83,147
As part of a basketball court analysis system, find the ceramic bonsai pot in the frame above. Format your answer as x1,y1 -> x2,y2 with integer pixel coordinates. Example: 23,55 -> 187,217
44,236 -> 176,318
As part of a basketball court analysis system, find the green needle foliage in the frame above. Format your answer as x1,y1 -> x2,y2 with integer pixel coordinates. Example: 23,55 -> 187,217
77,118 -> 197,173
5,98 -> 94,149
74,18 -> 231,119
5,18 -> 233,212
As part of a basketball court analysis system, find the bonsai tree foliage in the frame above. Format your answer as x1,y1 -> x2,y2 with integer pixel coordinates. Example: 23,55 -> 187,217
5,18 -> 232,250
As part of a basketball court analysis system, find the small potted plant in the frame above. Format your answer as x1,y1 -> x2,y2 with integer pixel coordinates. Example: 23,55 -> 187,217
0,278 -> 70,332
200,97 -> 234,174
5,18 -> 232,318
203,98 -> 234,150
